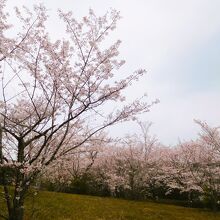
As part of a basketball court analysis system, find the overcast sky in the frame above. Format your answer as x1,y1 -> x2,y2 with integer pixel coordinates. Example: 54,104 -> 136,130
6,0 -> 220,145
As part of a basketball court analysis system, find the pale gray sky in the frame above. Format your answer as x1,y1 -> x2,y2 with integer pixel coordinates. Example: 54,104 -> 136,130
5,0 -> 220,145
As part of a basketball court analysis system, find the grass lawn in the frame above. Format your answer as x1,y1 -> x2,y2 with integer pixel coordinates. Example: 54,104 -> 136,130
0,190 -> 220,220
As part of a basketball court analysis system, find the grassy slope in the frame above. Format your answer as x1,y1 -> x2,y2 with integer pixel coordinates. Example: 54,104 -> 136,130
27,191 -> 220,220
1,190 -> 220,220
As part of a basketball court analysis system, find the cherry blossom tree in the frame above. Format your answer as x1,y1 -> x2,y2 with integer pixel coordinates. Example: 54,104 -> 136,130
191,120 -> 220,210
93,121 -> 162,199
0,1 -> 156,219
40,132 -> 107,192
165,120 -> 220,210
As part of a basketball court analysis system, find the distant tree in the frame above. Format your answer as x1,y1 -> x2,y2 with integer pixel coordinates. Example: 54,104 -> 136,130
0,1 -> 155,219
40,133 -> 106,192
96,121 -> 161,199
166,120 -> 220,211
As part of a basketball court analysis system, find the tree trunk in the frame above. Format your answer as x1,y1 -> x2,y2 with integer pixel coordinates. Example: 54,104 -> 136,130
211,194 -> 217,212
8,138 -> 26,220
9,203 -> 24,220
8,191 -> 26,220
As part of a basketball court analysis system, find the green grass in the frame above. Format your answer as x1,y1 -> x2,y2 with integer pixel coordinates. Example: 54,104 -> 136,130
1,190 -> 220,220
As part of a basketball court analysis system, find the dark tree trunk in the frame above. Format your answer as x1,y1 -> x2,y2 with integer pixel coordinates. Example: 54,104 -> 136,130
8,204 -> 24,220
7,138 -> 26,220
7,187 -> 26,220
211,194 -> 217,212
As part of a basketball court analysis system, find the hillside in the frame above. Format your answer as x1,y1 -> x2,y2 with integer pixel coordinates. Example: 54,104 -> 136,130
1,191 -> 219,220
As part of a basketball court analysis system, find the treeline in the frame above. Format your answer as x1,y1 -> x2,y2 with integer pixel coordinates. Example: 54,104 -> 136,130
38,121 -> 220,211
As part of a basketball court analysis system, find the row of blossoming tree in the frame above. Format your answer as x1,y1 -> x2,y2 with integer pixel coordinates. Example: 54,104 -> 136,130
40,120 -> 220,211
